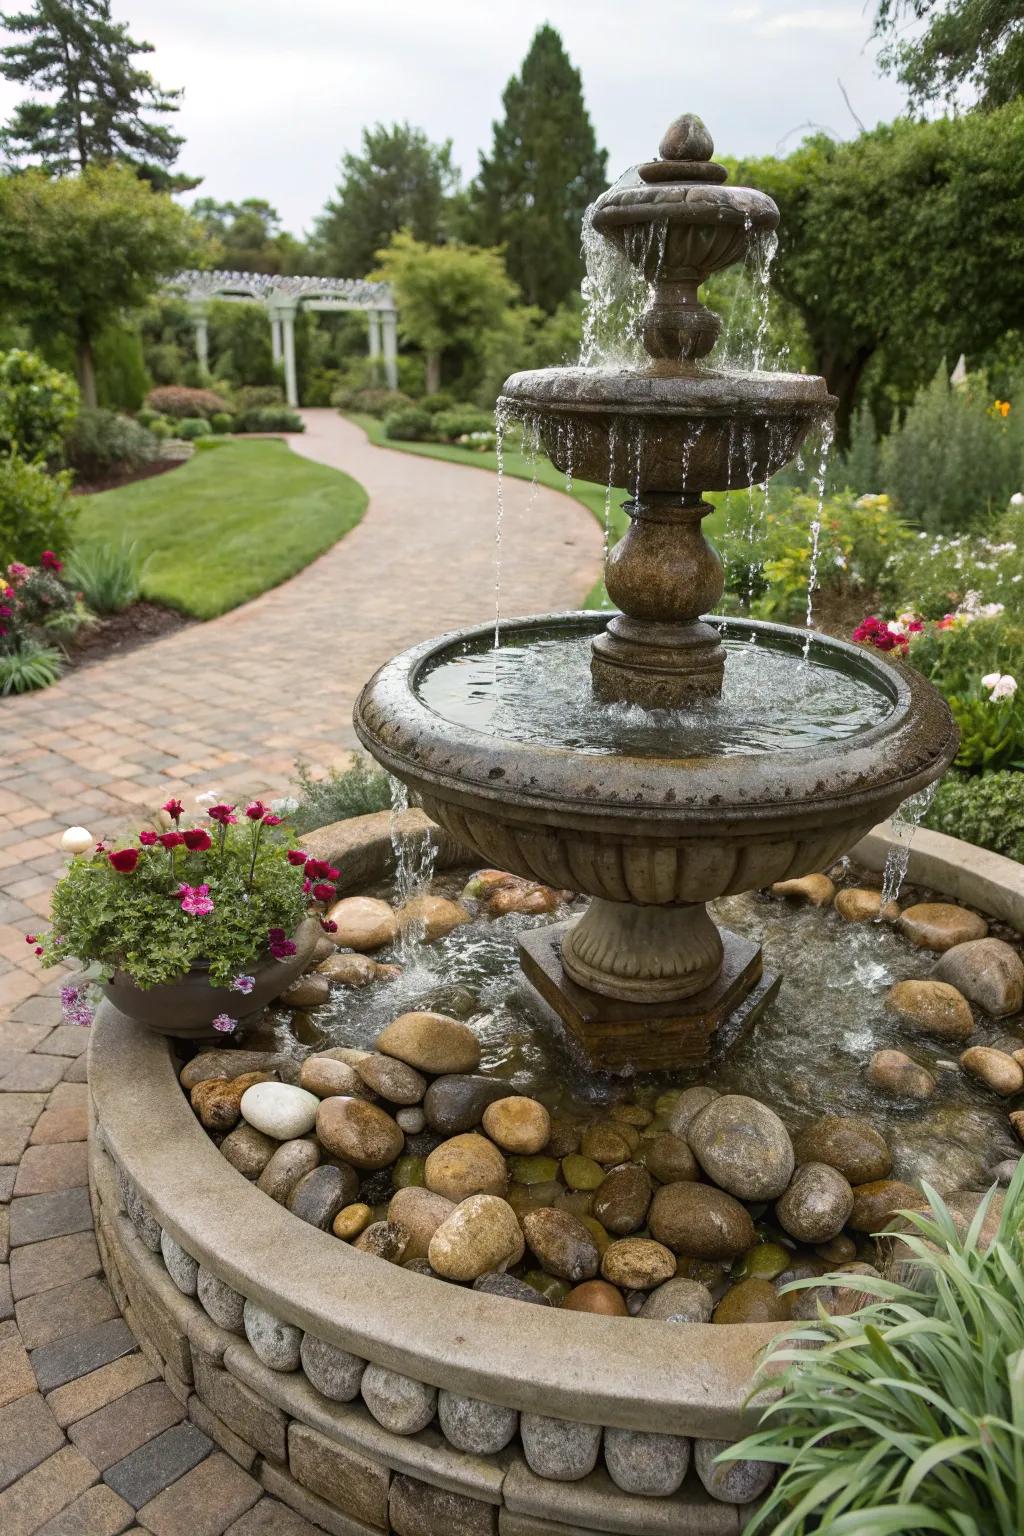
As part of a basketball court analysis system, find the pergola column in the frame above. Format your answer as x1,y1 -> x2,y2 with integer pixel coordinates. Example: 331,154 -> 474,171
382,310 -> 398,391
367,310 -> 382,384
269,298 -> 299,406
271,316 -> 283,367
190,302 -> 209,377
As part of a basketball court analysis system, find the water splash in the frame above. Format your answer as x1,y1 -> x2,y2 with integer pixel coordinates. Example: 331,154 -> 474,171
493,397 -> 511,654
602,421 -> 620,600
881,783 -> 938,909
802,419 -> 835,655
580,189 -> 665,368
750,230 -> 779,372
388,776 -> 438,953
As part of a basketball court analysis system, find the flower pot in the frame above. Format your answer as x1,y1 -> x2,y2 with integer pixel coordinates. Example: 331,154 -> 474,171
102,917 -> 321,1042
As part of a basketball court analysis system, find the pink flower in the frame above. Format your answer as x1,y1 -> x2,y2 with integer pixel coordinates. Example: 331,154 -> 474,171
163,798 -> 184,822
230,975 -> 255,995
305,859 -> 339,881
159,831 -> 184,850
211,1014 -> 237,1034
40,550 -> 63,573
25,933 -> 36,944
178,882 -> 214,916
267,927 -> 297,960
320,918 -> 338,934
287,849 -> 308,866
182,828 -> 212,852
312,882 -> 336,903
207,804 -> 237,826
139,830 -> 158,846
6,562 -> 28,584
262,814 -> 283,827
245,801 -> 268,821
60,984 -> 94,1028
108,848 -> 139,873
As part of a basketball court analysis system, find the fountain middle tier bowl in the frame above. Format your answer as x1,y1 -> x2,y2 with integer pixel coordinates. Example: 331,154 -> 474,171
354,614 -> 958,908
501,368 -> 837,493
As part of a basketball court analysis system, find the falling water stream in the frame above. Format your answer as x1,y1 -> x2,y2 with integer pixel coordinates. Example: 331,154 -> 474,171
881,783 -> 940,909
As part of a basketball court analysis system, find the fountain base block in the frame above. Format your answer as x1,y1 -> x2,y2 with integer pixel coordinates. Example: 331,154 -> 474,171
519,922 -> 780,1071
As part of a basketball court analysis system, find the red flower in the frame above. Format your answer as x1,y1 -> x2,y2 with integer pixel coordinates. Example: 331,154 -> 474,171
182,828 -> 212,852
108,848 -> 139,873
207,804 -> 237,826
304,858 -> 340,881
40,550 -> 63,573
320,918 -> 338,933
262,814 -> 283,827
159,831 -> 184,850
25,933 -> 37,944
287,849 -> 308,866
267,924 -> 298,960
312,882 -> 336,903
245,801 -> 268,821
162,798 -> 184,822
139,830 -> 158,846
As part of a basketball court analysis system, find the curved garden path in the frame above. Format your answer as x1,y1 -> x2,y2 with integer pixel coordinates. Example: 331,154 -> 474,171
0,410 -> 601,1533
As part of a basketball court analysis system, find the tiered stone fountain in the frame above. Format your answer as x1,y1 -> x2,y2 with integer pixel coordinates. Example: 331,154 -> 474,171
355,113 -> 958,1072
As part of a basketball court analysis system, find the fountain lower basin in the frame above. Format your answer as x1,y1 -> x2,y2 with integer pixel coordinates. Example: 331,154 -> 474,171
354,613 -> 958,1068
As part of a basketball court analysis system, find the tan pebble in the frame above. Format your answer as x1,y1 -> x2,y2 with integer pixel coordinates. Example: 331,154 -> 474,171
428,1194 -> 522,1281
562,1280 -> 627,1315
324,896 -> 398,951
601,1238 -> 676,1291
960,1046 -> 1024,1097
299,1057 -> 367,1099
332,1202 -> 374,1240
713,1277 -> 789,1324
279,973 -> 330,1009
397,894 -> 472,942
424,1133 -> 508,1201
849,1179 -> 924,1232
375,1012 -> 481,1074
482,1097 -> 552,1154
866,1049 -> 935,1100
771,874 -> 836,906
317,952 -> 379,986
580,1122 -> 634,1166
884,979 -> 974,1041
316,1097 -> 404,1170
388,1187 -> 456,1260
257,1138 -> 320,1202
488,882 -> 559,916
353,1220 -> 409,1263
190,1071 -> 275,1131
897,902 -> 987,952
835,889 -> 899,922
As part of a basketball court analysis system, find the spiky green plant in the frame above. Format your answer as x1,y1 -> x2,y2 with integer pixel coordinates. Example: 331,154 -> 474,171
726,1160 -> 1024,1535
0,639 -> 63,694
289,754 -> 393,834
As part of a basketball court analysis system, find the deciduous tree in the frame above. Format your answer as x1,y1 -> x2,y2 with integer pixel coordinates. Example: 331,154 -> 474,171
874,0 -> 1024,111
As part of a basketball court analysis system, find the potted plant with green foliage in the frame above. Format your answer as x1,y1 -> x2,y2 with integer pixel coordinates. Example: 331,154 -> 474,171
30,799 -> 340,1041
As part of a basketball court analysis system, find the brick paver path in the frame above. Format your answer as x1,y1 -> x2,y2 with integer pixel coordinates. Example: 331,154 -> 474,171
0,411 -> 601,1532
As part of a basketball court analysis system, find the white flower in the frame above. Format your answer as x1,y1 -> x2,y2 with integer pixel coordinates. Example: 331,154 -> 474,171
1010,492 -> 1024,507
194,790 -> 220,805
981,672 -> 1001,689
983,672 -> 1018,701
60,826 -> 93,856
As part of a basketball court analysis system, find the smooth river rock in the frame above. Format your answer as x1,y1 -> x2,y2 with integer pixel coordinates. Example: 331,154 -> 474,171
280,973 -> 330,1010
299,1332 -> 366,1401
713,1277 -> 789,1324
849,1178 -> 924,1232
776,1162 -> 854,1244
792,1115 -> 891,1184
191,1071 -> 275,1132
316,951 -> 380,987
694,1438 -> 774,1504
387,1187 -> 456,1261
354,1052 -> 427,1105
523,1208 -> 599,1283
592,1163 -> 652,1235
287,1164 -> 358,1229
867,1049 -> 936,1100
605,1427 -> 692,1497
298,1056 -> 366,1099
353,1220 -> 409,1263
438,1390 -> 518,1454
239,1081 -> 320,1139
898,902 -> 987,952
424,1133 -> 507,1201
884,979 -> 974,1041
325,896 -> 398,951
666,1085 -> 720,1139
219,1123 -> 278,1180
180,1050 -> 284,1090
472,1271 -> 552,1306
640,1132 -> 699,1184
562,1280 -> 628,1315
639,1277 -> 715,1324
960,1045 -> 1024,1096
932,938 -> 1024,1018
648,1182 -> 755,1260
196,1267 -> 245,1333
361,1364 -> 437,1435
687,1094 -> 794,1200
834,888 -> 899,922
316,1097 -> 404,1170
600,1237 -> 675,1291
579,1122 -> 636,1166
243,1300 -> 302,1371
771,874 -> 836,907
160,1231 -> 198,1296
257,1138 -> 321,1203
423,1074 -> 508,1135
397,893 -> 471,941
376,1011 -> 481,1074
481,1096 -> 552,1154
428,1194 -> 522,1281
520,1413 -> 602,1482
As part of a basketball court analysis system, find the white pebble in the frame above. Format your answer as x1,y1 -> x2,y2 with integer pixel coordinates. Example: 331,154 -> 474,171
240,1082 -> 319,1139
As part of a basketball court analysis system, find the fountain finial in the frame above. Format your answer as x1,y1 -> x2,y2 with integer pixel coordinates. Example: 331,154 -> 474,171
659,113 -> 713,161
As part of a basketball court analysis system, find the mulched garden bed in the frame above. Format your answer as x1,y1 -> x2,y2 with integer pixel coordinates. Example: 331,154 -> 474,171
71,457 -> 186,496
66,601 -> 194,670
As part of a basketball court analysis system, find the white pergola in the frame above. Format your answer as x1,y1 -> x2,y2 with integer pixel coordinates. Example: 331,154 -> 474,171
167,271 -> 399,406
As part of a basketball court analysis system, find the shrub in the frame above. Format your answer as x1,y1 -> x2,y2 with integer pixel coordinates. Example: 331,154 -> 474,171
210,412 -> 234,434
63,408 -> 157,479
178,416 -> 212,440
0,637 -> 63,695
65,541 -> 140,614
136,408 -> 160,429
143,385 -> 229,420
0,349 -> 80,462
831,398 -> 880,496
148,417 -> 173,441
924,770 -> 1024,860
304,369 -> 341,407
233,384 -> 284,411
432,407 -> 495,440
880,507 -> 1024,618
289,755 -> 392,834
728,1162 -> 1024,1535
0,456 -> 76,566
383,407 -> 435,442
341,387 -> 414,417
232,406 -> 304,434
420,391 -> 456,415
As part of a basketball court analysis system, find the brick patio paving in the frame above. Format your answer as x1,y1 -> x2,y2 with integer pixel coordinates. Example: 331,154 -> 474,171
0,412 -> 602,1532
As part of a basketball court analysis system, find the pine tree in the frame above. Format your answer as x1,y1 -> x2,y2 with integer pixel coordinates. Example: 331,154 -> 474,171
473,25 -> 607,313
0,0 -> 196,190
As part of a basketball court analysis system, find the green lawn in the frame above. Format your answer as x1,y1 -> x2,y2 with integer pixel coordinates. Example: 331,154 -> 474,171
75,439 -> 368,619
348,412 -> 729,607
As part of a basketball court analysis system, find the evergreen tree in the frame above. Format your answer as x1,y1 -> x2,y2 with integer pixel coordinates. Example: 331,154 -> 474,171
472,25 -> 607,313
314,123 -> 459,277
191,198 -> 304,275
0,0 -> 196,190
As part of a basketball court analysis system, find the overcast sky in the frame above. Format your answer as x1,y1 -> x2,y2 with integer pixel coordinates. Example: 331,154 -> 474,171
0,1 -> 912,234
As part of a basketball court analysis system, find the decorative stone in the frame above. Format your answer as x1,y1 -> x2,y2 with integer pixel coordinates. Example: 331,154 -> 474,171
563,1280 -> 628,1315
317,951 -> 380,986
191,1071 -> 276,1131
397,893 -> 472,941
523,1208 -> 600,1282
610,1103 -> 654,1128
898,903 -> 988,952
687,1095 -> 794,1200
280,973 -> 330,1009
849,1179 -> 924,1232
739,1242 -> 790,1280
579,1122 -> 634,1166
990,1157 -> 1022,1185
333,1202 -> 374,1240
639,1277 -> 715,1323
396,1106 -> 426,1134
521,1270 -> 572,1305
545,1118 -> 582,1158
180,1050 -> 283,1090
639,1132 -> 699,1184
776,1162 -> 854,1243
648,1182 -> 755,1259
393,1154 -> 426,1189
316,1097 -> 404,1170
561,1154 -> 606,1191
771,873 -> 836,906
666,1085 -> 719,1138
257,1138 -> 320,1203
867,1049 -> 936,1099
592,1163 -> 652,1235
508,1155 -> 560,1186
694,1438 -> 774,1504
932,938 -> 1024,1018
713,1277 -> 789,1323
792,1115 -> 891,1184
438,1390 -> 518,1454
243,1299 -> 302,1371
428,1194 -> 522,1281
815,1233 -> 857,1264
422,1074 -> 507,1135
835,888 -> 898,922
160,1230 -> 198,1296
960,1045 -> 1024,1096
488,880 -> 561,916
197,1267 -> 245,1332
388,1187 -> 457,1261
604,1427 -> 691,1497
424,1133 -> 507,1201
325,896 -> 398,951
300,1332 -> 366,1402
520,1413 -> 602,1482
1011,1110 -> 1024,1144
601,1237 -> 676,1290
482,1096 -> 552,1154
219,1122 -> 278,1179
473,1271 -> 553,1305
239,1082 -> 319,1139
885,979 -> 974,1040
360,1364 -> 437,1435
354,1220 -> 410,1262
288,1164 -> 358,1229
298,1057 -> 367,1099
355,1053 -> 427,1105
377,1012 -> 481,1074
